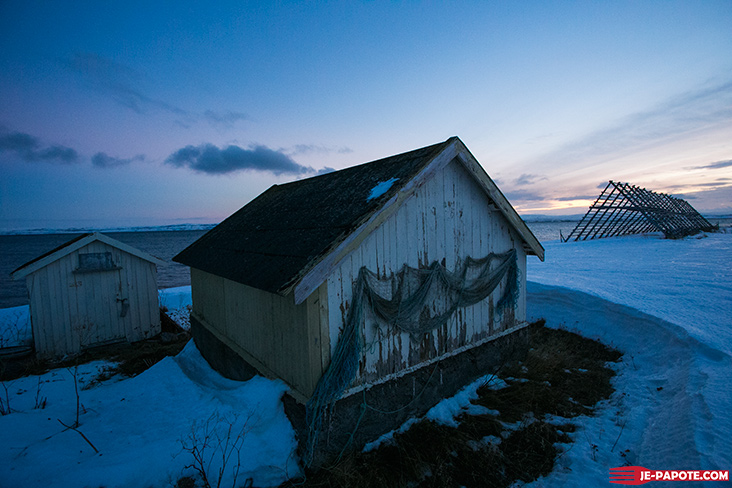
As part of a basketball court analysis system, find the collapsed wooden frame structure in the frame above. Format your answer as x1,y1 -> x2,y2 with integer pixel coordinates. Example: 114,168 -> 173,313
563,181 -> 716,242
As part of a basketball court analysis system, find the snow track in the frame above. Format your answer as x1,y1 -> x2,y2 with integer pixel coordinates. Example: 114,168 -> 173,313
526,231 -> 731,487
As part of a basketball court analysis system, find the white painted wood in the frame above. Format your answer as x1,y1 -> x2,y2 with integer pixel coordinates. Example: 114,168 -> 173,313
292,140 -> 543,304
327,159 -> 529,387
22,236 -> 161,358
11,232 -> 165,280
453,146 -> 544,261
190,268 -> 326,399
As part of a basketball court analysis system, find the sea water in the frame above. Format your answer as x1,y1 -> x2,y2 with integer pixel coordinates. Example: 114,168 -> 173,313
4,218 -> 728,309
0,230 -> 208,308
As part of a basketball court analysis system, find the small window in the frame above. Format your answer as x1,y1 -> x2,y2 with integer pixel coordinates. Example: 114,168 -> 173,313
76,252 -> 118,272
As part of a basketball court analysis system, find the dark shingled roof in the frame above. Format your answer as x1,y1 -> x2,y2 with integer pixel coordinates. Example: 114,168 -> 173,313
174,138 -> 455,294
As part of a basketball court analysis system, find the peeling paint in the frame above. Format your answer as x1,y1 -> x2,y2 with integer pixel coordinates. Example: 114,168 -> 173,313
329,159 -> 526,388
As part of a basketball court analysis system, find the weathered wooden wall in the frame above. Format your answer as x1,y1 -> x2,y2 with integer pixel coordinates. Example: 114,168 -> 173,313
190,268 -> 328,400
26,240 -> 160,357
326,159 -> 527,386
190,157 -> 529,399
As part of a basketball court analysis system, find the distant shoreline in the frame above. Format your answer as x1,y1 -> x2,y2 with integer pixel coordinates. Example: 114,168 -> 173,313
1,214 -> 730,236
0,223 -> 218,236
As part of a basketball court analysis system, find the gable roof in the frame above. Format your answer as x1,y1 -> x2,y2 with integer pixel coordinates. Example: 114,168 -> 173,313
174,137 -> 544,303
11,232 -> 166,280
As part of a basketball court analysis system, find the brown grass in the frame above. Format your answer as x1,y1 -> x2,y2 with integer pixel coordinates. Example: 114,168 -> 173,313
0,309 -> 190,381
281,320 -> 621,488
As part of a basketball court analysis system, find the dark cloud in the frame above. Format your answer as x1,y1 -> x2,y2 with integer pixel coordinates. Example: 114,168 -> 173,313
92,152 -> 144,168
513,173 -> 546,186
165,143 -> 314,175
690,159 -> 732,170
317,167 -> 336,175
0,132 -> 36,152
0,131 -> 79,164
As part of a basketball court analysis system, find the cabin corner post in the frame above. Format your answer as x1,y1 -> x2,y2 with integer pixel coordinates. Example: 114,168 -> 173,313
304,283 -> 330,397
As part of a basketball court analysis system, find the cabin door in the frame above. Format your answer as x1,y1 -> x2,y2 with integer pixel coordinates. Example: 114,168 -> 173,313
75,269 -> 128,348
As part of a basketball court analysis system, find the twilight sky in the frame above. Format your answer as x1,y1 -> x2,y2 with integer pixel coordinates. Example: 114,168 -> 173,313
1,1 -> 731,230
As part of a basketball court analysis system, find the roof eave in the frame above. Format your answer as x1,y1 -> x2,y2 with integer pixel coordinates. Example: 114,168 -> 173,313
287,137 -> 545,303
10,232 -> 166,281
285,138 -> 462,303
452,140 -> 545,262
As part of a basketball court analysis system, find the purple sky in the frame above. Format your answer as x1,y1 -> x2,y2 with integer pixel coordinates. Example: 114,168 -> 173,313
1,1 -> 731,231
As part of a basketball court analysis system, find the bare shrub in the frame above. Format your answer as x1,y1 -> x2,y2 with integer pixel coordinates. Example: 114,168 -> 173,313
33,376 -> 47,410
179,412 -> 253,488
0,310 -> 30,348
0,380 -> 10,415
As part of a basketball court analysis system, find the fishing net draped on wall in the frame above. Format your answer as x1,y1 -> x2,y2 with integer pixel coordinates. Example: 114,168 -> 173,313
305,248 -> 519,462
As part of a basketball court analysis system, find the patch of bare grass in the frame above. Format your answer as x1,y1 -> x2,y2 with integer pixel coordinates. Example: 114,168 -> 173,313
282,320 -> 621,488
0,311 -> 190,382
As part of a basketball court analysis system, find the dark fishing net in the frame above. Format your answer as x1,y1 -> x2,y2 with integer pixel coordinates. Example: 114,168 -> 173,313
304,249 -> 519,464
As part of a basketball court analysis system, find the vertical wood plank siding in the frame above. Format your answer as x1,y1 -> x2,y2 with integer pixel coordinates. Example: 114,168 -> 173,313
27,241 -> 161,357
190,157 -> 529,399
327,159 -> 527,386
190,268 -> 325,399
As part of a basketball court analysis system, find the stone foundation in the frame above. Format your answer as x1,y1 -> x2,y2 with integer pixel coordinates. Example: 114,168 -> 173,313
190,315 -> 259,382
191,315 -> 529,468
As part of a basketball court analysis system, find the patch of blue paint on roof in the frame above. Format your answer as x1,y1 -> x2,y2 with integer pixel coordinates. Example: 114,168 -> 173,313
367,177 -> 399,201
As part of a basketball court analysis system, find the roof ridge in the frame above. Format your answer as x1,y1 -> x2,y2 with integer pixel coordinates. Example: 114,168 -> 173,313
173,136 -> 490,295
274,137 -> 457,190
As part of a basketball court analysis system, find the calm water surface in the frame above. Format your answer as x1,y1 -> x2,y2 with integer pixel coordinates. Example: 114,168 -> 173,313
4,218 -> 727,309
0,230 -> 207,308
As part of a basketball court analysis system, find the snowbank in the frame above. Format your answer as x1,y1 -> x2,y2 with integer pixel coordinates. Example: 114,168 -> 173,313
159,286 -> 193,330
0,342 -> 301,488
158,286 -> 193,311
529,232 -> 732,356
526,232 -> 731,487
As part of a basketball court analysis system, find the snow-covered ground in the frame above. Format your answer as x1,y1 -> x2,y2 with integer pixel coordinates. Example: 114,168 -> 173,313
0,286 -> 300,487
526,231 -> 732,487
0,343 -> 300,488
159,286 -> 194,330
1,230 -> 730,487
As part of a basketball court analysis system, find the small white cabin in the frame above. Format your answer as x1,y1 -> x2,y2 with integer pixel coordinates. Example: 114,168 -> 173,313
175,137 -> 544,399
11,232 -> 165,358
175,137 -> 545,461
